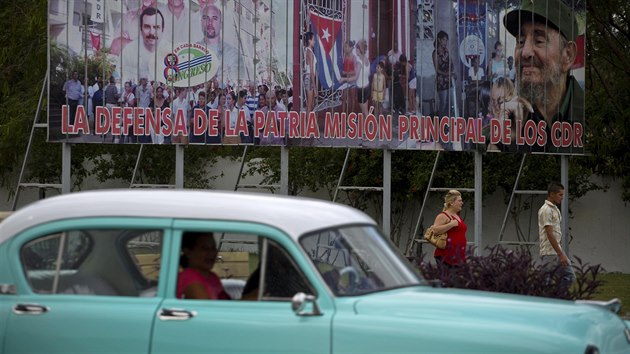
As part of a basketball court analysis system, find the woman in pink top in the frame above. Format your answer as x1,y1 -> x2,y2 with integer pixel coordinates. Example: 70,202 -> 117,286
176,232 -> 230,300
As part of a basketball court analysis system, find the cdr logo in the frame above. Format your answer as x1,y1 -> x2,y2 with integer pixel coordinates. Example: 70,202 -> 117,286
163,53 -> 179,83
162,43 -> 218,87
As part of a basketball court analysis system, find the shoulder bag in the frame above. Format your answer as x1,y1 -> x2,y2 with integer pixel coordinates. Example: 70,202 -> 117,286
423,213 -> 452,249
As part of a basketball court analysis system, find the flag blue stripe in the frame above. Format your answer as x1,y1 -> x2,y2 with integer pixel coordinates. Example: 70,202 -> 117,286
310,16 -> 344,90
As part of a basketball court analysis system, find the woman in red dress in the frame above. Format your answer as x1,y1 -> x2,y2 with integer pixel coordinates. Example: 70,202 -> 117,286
432,189 -> 468,266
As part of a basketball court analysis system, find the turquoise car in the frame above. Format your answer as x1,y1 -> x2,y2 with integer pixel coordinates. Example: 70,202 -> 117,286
0,190 -> 629,353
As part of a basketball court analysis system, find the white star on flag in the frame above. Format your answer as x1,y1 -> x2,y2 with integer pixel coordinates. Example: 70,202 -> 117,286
321,27 -> 331,42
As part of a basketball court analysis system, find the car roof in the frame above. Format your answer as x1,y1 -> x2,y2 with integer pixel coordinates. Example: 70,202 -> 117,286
0,190 -> 376,244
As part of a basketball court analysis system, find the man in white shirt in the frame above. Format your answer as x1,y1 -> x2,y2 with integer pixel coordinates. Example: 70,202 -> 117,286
162,0 -> 201,50
467,56 -> 484,82
121,7 -> 164,83
135,77 -> 153,143
245,81 -> 258,120
538,182 -> 575,291
86,77 -> 96,122
387,42 -> 402,66
136,77 -> 153,108
275,89 -> 288,112
206,90 -> 218,109
111,0 -> 199,55
63,71 -> 82,125
171,87 -> 190,144
110,0 -> 160,55
196,4 -> 247,85
236,90 -> 252,143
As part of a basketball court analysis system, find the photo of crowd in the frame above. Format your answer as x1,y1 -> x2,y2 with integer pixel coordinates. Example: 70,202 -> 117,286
49,0 -> 293,145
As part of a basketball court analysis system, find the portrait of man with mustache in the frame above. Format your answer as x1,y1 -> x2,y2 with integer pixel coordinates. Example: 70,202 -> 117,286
121,7 -> 165,83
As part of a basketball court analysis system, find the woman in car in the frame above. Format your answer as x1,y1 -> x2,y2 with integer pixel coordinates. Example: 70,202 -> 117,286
176,232 -> 230,300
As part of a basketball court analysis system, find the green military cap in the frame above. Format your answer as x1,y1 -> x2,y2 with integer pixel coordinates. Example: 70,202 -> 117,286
503,0 -> 578,42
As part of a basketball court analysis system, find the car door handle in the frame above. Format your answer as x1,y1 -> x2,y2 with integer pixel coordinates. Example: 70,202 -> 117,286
13,303 -> 50,315
158,308 -> 197,321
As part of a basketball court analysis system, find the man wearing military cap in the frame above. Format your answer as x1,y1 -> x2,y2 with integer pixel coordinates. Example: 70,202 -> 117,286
502,0 -> 584,153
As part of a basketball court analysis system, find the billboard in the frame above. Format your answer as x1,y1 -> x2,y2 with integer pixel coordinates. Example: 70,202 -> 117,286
49,0 -> 585,154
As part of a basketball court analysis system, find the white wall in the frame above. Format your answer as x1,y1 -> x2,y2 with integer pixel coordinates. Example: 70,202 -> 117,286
570,178 -> 630,272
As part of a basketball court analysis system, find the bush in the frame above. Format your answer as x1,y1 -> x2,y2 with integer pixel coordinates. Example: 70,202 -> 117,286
416,246 -> 604,300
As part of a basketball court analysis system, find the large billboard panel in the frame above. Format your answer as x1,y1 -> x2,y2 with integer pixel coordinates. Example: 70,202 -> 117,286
49,0 -> 585,154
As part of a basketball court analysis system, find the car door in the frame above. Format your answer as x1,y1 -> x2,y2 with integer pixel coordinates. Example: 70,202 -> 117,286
151,220 -> 333,354
3,217 -> 172,354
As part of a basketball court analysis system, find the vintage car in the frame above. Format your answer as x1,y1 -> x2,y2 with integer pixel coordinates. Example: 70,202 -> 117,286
0,190 -> 629,353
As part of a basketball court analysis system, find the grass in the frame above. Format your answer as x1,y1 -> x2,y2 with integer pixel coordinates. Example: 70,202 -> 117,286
591,273 -> 630,319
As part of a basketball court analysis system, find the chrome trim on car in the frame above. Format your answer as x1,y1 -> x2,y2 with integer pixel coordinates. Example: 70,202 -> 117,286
575,298 -> 621,314
12,303 -> 50,315
158,308 -> 197,321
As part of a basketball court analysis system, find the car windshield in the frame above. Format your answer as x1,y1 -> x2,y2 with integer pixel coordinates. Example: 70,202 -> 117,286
300,225 -> 424,296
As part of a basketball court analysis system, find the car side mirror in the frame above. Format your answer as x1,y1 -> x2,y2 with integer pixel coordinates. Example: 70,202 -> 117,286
291,292 -> 322,316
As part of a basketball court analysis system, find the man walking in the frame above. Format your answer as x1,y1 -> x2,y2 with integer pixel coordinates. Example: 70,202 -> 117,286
538,182 -> 575,291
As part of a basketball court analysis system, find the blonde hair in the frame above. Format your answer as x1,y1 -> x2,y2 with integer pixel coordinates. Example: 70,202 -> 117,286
493,77 -> 515,99
443,189 -> 462,211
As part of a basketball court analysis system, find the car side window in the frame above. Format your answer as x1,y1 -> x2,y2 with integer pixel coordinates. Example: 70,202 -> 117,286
176,232 -> 312,301
126,231 -> 162,283
21,231 -> 92,293
227,236 -> 313,301
20,229 -> 163,297
258,240 -> 313,300
301,228 -> 391,296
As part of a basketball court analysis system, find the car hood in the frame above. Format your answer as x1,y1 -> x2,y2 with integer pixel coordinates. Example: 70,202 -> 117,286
348,286 -> 630,352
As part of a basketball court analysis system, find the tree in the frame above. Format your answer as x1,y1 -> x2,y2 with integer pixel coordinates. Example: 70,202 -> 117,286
0,0 -> 49,190
585,0 -> 630,201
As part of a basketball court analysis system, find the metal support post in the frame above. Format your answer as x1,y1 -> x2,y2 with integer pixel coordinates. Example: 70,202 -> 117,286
233,146 -> 282,192
333,149 -> 351,202
498,155 -> 526,241
561,155 -> 569,255
61,143 -> 72,194
474,151 -> 483,256
175,145 -> 184,189
280,146 -> 289,195
407,151 -> 441,256
383,150 -> 392,236
11,73 -> 48,210
234,146 -> 248,191
130,145 -> 144,187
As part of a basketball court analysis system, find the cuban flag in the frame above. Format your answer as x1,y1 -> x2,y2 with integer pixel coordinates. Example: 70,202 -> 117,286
309,11 -> 344,90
